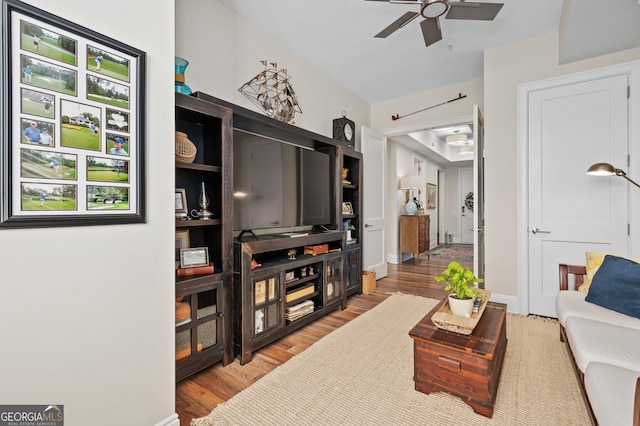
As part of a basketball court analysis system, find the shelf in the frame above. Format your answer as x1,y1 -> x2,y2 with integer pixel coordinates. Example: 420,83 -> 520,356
176,161 -> 222,173
285,273 -> 319,289
175,93 -> 233,381
175,218 -> 222,227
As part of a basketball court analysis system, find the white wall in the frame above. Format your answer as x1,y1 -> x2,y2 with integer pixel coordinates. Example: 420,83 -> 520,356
0,1 -> 176,425
373,31 -> 640,305
484,32 -> 640,297
175,0 -> 370,143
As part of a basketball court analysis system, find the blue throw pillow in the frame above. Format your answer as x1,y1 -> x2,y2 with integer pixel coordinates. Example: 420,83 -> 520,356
585,255 -> 640,319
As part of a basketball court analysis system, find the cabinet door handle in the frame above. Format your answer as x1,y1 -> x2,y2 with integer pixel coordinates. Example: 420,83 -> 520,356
364,223 -> 372,228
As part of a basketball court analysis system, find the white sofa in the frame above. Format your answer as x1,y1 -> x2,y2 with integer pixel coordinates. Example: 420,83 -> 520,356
556,263 -> 640,426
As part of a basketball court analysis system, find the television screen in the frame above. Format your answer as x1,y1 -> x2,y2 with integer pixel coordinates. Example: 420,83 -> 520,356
233,129 -> 332,232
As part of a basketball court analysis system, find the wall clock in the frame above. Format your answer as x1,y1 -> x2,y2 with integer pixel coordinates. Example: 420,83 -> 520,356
332,112 -> 355,148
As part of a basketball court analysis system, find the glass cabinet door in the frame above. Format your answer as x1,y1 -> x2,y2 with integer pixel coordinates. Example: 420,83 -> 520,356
253,275 -> 281,336
325,256 -> 342,304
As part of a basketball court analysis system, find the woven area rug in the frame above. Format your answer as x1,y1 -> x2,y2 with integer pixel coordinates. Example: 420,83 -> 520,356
191,294 -> 589,426
429,244 -> 474,260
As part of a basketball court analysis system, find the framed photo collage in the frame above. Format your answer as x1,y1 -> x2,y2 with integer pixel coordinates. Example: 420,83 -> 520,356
1,0 -> 146,228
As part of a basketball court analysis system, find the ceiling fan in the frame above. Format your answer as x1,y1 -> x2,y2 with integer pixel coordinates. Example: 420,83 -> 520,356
366,0 -> 504,47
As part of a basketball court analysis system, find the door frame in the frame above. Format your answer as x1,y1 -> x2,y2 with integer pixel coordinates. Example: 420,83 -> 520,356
381,114 -> 474,257
517,60 -> 640,315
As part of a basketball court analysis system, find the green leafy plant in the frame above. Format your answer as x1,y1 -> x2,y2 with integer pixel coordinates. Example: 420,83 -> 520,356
434,261 -> 484,299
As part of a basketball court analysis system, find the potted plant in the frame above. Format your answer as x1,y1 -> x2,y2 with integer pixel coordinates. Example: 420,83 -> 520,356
435,261 -> 484,317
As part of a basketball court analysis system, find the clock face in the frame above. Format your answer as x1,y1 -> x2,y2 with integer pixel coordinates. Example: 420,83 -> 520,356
344,123 -> 353,141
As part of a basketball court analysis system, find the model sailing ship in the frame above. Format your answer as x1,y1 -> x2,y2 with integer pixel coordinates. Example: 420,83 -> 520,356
238,61 -> 302,124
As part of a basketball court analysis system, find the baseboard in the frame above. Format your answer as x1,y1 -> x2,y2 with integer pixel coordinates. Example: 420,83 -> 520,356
486,293 -> 521,314
155,413 -> 179,426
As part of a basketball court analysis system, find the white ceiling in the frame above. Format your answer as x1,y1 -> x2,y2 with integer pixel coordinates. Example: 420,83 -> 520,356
218,0 -> 640,164
219,0 -> 640,104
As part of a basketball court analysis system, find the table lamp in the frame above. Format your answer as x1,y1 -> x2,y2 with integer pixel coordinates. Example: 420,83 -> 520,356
400,175 -> 422,215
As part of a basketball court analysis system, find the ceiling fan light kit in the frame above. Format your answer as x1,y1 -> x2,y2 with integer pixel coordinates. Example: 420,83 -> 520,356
368,0 -> 504,47
421,1 -> 448,18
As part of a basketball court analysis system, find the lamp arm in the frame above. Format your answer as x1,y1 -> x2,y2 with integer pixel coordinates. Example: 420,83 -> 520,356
622,175 -> 640,190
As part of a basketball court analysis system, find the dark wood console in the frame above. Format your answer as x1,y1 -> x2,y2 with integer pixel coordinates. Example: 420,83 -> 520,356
234,231 -> 346,364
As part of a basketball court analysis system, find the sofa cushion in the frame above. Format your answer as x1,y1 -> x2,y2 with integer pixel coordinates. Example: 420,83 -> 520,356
585,362 -> 640,426
580,251 -> 640,293
556,290 -> 640,330
585,255 -> 640,319
565,316 -> 640,373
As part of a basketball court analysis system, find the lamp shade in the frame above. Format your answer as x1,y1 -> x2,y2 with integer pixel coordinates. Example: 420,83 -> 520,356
587,162 -> 640,190
587,162 -> 617,176
400,175 -> 422,189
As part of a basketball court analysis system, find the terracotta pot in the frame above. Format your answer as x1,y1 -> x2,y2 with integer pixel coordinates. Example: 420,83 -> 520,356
448,294 -> 474,317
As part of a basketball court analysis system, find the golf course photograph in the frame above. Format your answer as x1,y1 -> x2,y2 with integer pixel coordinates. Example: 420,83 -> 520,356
21,149 -> 76,180
21,20 -> 77,66
87,157 -> 129,183
21,88 -> 55,119
21,183 -> 77,211
87,45 -> 130,82
86,75 -> 129,109
60,99 -> 101,151
87,186 -> 129,210
21,54 -> 76,96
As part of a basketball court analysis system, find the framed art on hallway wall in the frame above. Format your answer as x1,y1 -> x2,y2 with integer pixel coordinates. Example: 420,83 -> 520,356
0,0 -> 146,228
427,183 -> 437,209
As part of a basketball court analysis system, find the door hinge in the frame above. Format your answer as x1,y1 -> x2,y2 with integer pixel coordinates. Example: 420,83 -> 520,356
628,86 -> 631,99
628,223 -> 631,236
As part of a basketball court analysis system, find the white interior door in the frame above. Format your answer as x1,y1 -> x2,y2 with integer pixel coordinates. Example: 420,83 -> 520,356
460,169 -> 473,244
473,105 -> 486,280
361,126 -> 387,279
527,74 -> 629,317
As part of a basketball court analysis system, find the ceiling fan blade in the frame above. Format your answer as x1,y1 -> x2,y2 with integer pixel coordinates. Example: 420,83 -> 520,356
445,2 -> 503,20
375,11 -> 420,38
420,17 -> 442,47
365,0 -> 421,3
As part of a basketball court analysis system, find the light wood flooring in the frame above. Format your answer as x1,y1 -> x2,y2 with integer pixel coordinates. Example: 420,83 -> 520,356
176,252 -> 471,425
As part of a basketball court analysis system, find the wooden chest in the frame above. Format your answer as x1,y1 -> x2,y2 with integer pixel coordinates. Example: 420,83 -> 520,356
409,299 -> 507,418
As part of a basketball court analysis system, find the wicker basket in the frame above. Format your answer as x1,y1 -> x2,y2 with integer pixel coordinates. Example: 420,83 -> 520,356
175,131 -> 197,163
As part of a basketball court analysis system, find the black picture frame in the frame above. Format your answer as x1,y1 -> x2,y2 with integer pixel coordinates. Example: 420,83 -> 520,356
1,0 -> 146,228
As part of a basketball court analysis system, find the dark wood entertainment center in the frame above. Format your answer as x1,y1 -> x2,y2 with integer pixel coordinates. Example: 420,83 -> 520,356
175,92 -> 363,378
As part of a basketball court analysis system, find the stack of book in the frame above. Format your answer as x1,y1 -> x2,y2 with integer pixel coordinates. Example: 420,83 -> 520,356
176,263 -> 214,277
285,300 -> 314,321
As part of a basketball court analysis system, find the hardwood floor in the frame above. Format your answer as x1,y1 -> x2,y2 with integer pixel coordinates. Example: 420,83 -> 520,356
175,253 -> 471,425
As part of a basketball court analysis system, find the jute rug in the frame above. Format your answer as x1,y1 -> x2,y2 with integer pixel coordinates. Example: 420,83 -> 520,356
191,294 -> 589,425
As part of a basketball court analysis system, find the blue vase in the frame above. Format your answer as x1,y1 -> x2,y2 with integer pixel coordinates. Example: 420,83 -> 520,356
175,57 -> 192,95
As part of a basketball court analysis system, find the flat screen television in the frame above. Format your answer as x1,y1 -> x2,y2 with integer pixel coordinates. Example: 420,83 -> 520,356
233,128 -> 333,233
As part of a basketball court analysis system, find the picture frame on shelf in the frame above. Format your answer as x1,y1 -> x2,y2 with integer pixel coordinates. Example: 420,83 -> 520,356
1,0 -> 146,228
175,188 -> 188,219
180,247 -> 209,268
175,228 -> 190,269
427,183 -> 437,209
342,201 -> 353,215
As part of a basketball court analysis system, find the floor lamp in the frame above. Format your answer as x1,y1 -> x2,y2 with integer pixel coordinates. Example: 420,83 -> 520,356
587,163 -> 640,190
